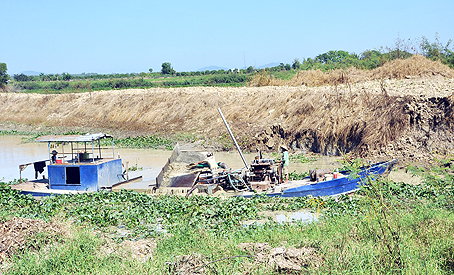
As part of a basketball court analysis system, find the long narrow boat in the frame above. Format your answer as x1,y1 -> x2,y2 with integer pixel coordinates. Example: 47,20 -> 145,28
167,158 -> 397,198
240,159 -> 397,198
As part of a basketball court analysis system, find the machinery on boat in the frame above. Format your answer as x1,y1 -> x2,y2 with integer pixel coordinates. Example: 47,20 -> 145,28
184,108 -> 397,197
150,107 -> 396,197
13,133 -> 141,196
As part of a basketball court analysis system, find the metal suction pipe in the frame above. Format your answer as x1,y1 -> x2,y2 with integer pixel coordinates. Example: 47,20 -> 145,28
218,108 -> 249,169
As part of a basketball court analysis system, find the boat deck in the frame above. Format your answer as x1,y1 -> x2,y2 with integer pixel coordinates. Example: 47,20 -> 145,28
11,180 -> 92,196
240,173 -> 348,197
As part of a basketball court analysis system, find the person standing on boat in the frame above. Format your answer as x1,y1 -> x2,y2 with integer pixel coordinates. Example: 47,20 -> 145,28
51,150 -> 58,164
205,152 -> 217,170
278,145 -> 289,184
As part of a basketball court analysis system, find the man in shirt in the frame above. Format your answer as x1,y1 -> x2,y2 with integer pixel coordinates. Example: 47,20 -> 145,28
279,145 -> 289,184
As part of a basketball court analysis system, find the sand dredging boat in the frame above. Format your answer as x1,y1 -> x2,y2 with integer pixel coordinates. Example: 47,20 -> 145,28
12,133 -> 141,196
154,109 -> 397,198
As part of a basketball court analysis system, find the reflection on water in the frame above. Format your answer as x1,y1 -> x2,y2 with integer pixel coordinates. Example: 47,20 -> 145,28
241,210 -> 319,226
115,148 -> 170,188
276,211 -> 319,224
0,136 -> 50,182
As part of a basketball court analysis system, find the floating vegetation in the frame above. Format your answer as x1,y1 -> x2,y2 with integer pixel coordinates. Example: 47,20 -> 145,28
289,154 -> 317,163
2,159 -> 454,273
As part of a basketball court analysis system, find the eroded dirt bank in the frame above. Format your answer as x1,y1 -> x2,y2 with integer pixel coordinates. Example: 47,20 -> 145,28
1,76 -> 454,163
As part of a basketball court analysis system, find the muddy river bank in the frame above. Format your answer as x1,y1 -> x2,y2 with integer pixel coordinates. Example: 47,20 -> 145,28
1,74 -> 454,165
0,136 -> 420,189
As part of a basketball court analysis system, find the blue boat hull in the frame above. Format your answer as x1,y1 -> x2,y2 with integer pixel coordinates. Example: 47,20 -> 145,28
247,160 -> 396,198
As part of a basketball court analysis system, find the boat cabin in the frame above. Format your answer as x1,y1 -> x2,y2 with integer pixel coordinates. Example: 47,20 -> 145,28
35,133 -> 123,192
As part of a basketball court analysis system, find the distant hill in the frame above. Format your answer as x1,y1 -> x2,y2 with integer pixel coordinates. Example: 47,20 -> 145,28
197,63 -> 281,72
74,73 -> 99,76
257,63 -> 280,69
197,66 -> 229,72
20,71 -> 42,76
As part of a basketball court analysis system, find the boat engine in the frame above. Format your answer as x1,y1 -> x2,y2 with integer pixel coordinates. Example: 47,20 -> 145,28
244,155 -> 277,191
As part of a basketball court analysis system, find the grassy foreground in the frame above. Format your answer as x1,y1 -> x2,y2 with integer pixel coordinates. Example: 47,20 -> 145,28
1,160 -> 454,274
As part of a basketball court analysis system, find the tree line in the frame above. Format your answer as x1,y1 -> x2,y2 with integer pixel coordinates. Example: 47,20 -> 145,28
1,35 -> 453,90
9,73 -> 250,92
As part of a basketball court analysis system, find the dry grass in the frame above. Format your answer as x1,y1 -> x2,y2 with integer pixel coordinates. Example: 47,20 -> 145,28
1,55 -> 453,158
371,55 -> 454,79
250,55 -> 454,87
0,217 -> 65,263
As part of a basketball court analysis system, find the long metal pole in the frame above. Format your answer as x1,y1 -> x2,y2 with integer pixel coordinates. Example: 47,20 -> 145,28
98,140 -> 102,159
112,138 -> 115,158
218,108 -> 249,169
91,141 -> 95,163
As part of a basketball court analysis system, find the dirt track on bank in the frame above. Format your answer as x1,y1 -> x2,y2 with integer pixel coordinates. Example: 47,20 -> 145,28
1,57 -> 454,164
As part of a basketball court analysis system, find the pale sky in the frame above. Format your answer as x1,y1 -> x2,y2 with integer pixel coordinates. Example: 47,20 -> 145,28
1,0 -> 453,75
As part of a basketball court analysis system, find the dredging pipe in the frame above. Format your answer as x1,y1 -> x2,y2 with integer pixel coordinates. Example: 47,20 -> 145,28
218,108 -> 249,170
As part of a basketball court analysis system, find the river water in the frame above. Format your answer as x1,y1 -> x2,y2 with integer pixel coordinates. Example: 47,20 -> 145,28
0,135 -> 418,187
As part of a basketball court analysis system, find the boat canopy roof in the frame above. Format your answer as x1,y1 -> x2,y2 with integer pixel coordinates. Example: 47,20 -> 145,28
35,133 -> 113,143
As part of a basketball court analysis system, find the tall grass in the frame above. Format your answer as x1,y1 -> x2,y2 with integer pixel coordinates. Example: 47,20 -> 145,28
250,55 -> 454,87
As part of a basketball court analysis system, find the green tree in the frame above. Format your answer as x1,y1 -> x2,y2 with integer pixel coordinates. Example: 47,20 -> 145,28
292,58 -> 301,70
13,73 -> 30,82
148,68 -> 153,73
62,72 -> 72,81
315,50 -> 352,64
161,62 -> 175,75
360,50 -> 382,69
382,49 -> 412,61
420,35 -> 454,67
0,63 -> 9,87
